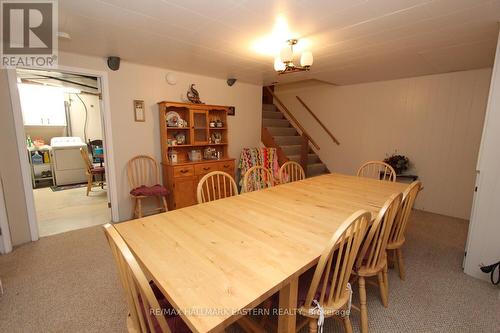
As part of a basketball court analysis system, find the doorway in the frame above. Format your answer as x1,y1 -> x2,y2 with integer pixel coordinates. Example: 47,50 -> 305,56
10,68 -> 117,238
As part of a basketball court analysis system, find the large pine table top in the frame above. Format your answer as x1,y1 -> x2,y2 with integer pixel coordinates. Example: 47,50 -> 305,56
115,173 -> 409,333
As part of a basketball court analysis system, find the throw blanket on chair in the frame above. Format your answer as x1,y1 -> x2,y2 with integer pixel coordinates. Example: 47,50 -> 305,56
238,148 -> 280,187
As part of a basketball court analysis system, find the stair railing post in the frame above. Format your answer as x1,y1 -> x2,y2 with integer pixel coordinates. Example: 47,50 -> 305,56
300,135 -> 309,176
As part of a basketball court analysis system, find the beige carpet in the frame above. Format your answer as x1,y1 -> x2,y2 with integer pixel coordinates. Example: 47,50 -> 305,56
0,210 -> 499,333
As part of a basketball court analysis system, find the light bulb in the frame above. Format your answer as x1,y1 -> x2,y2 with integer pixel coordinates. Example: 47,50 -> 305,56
280,45 -> 293,63
274,57 -> 286,72
300,51 -> 313,67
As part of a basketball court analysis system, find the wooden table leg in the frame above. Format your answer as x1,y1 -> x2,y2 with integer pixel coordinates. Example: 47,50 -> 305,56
278,277 -> 298,333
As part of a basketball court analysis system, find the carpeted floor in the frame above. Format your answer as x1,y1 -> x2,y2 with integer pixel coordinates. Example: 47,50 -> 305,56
0,210 -> 498,333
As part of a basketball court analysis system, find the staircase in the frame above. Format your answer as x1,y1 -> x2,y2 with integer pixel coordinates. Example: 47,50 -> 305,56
262,103 -> 329,177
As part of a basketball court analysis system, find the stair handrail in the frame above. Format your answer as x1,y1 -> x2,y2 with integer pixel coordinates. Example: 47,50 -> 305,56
265,86 -> 320,150
296,96 -> 340,145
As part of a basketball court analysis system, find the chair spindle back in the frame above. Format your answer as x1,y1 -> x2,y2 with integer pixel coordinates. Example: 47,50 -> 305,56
279,161 -> 306,184
357,161 -> 396,182
242,166 -> 274,193
304,210 -> 370,309
197,171 -> 238,204
127,155 -> 160,190
103,224 -> 172,333
357,193 -> 402,271
388,181 -> 421,245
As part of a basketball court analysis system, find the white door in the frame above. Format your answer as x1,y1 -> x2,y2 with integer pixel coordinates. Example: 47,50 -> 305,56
464,29 -> 500,280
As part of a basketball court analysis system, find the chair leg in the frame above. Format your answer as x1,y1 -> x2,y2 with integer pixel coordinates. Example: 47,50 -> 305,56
86,174 -> 92,196
308,318 -> 318,333
132,198 -> 138,219
137,198 -> 143,219
387,249 -> 395,269
396,248 -> 406,280
343,315 -> 353,333
383,262 -> 389,293
359,276 -> 368,333
162,196 -> 168,212
155,196 -> 162,211
377,272 -> 388,308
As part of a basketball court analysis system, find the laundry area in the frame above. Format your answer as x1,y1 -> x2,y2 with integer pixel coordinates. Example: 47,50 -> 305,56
17,69 -> 110,237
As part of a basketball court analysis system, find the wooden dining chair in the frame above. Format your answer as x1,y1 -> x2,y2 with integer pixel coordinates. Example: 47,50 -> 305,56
127,155 -> 168,219
79,147 -> 105,196
103,224 -> 191,333
279,161 -> 305,184
297,210 -> 371,333
387,181 -> 422,280
196,171 -> 238,204
351,192 -> 402,333
242,166 -> 274,193
357,161 -> 396,182
87,139 -> 103,163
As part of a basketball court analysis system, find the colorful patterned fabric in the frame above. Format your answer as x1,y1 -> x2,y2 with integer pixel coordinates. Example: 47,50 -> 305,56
238,147 -> 280,188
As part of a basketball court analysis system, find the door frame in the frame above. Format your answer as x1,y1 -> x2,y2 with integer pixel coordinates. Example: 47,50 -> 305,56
6,64 -> 119,242
0,174 -> 13,254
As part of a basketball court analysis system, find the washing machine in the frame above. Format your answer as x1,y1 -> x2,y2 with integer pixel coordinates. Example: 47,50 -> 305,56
50,137 -> 88,186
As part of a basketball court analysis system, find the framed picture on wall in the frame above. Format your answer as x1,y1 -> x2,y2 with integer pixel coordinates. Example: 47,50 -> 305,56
228,106 -> 235,116
134,100 -> 145,122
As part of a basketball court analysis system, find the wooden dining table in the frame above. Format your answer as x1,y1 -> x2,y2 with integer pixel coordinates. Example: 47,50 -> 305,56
115,173 -> 409,333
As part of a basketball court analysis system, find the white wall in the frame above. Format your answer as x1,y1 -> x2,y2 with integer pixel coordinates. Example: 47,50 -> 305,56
58,52 -> 262,222
464,31 -> 500,280
66,93 -> 103,143
6,52 -> 261,238
275,69 -> 491,219
2,53 -> 262,245
22,92 -> 103,145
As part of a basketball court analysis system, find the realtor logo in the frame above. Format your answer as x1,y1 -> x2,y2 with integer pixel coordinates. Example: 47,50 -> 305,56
1,0 -> 58,68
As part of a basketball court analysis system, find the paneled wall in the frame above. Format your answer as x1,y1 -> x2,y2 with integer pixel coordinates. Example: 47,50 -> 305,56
275,69 -> 491,219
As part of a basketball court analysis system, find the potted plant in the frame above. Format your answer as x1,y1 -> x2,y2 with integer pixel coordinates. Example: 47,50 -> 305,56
384,153 -> 409,175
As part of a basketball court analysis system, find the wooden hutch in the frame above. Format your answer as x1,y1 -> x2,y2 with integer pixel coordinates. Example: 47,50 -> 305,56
158,101 -> 235,210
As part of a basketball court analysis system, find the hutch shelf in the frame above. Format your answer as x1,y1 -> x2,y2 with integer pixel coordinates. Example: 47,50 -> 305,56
158,101 -> 235,210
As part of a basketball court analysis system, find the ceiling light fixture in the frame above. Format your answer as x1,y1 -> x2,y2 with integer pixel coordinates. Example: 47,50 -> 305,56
274,39 -> 313,74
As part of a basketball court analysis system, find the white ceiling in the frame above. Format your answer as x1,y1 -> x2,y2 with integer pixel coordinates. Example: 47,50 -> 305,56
58,0 -> 500,85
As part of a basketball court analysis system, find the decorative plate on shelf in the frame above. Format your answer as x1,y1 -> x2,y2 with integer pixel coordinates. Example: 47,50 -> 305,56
166,111 -> 180,127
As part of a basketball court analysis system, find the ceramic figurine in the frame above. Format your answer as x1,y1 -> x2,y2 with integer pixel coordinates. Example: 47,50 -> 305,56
187,84 -> 204,104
